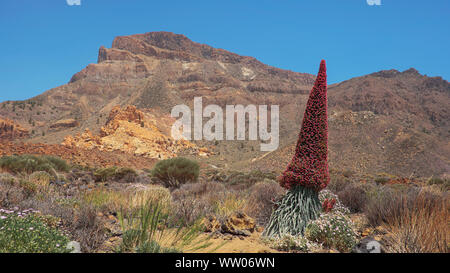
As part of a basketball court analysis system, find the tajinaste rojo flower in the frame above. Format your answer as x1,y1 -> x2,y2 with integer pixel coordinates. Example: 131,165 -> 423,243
263,60 -> 329,237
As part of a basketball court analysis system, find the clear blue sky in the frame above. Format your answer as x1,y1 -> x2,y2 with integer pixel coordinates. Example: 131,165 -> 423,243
0,0 -> 449,102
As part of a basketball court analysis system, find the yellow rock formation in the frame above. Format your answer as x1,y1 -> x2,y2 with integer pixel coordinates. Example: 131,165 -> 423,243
62,105 -> 210,159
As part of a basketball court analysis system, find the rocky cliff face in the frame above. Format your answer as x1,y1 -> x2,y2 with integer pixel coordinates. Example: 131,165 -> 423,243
73,31 -> 315,94
0,118 -> 29,140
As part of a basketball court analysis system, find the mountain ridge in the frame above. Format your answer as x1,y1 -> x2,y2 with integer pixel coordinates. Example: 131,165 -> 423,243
0,31 -> 448,177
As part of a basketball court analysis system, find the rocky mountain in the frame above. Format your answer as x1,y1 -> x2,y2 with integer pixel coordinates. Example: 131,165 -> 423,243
0,31 -> 448,177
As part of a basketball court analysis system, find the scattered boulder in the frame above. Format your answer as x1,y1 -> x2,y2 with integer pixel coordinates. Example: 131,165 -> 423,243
352,237 -> 383,253
221,212 -> 256,236
66,241 -> 82,253
202,215 -> 221,233
202,212 -> 257,237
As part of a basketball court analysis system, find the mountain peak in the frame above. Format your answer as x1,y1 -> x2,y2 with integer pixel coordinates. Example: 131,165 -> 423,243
402,67 -> 420,75
109,31 -> 261,66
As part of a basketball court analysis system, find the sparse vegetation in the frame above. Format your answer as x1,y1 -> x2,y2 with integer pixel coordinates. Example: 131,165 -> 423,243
171,181 -> 225,225
0,154 -> 69,175
151,157 -> 199,189
117,200 -> 210,253
382,193 -> 448,253
0,150 -> 447,253
94,166 -> 137,182
82,185 -> 171,214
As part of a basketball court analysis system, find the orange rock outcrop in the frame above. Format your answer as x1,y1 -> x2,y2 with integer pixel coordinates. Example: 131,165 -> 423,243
0,117 -> 29,140
62,105 -> 209,159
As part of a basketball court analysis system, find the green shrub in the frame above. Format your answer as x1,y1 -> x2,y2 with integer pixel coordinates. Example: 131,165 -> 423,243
151,157 -> 199,189
225,170 -> 277,186
44,156 -> 70,173
94,166 -> 137,182
305,211 -> 357,252
0,154 -> 69,175
0,212 -> 70,253
29,171 -> 52,189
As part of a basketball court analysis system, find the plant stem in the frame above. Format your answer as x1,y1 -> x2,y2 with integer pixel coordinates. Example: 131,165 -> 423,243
263,185 -> 321,238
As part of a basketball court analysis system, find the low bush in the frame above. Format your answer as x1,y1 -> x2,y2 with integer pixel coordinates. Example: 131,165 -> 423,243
171,181 -> 226,200
18,197 -> 105,253
305,211 -> 357,252
335,183 -> 370,213
365,187 -> 444,227
151,157 -> 199,189
224,170 -> 277,187
170,181 -> 248,225
0,154 -> 69,175
94,167 -> 137,182
0,209 -> 70,253
29,171 -> 52,190
0,176 -> 39,199
70,205 -> 106,252
244,180 -> 286,226
327,175 -> 350,193
129,185 -> 172,212
170,196 -> 211,226
380,191 -> 448,253
17,179 -> 37,196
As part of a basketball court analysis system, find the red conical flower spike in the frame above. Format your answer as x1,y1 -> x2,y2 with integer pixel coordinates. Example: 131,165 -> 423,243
279,60 -> 329,191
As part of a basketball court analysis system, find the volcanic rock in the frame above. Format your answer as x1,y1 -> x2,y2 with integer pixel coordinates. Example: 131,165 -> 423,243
50,119 -> 79,130
0,118 -> 29,140
62,105 -> 209,159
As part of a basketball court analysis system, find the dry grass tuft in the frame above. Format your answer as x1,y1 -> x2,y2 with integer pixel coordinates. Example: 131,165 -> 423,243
382,192 -> 449,253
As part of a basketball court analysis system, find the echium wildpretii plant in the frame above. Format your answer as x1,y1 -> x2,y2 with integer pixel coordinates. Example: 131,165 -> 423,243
263,60 -> 330,238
